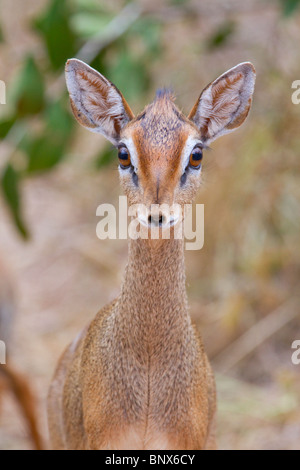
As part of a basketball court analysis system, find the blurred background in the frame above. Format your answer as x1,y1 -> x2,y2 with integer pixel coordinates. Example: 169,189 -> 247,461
0,0 -> 300,450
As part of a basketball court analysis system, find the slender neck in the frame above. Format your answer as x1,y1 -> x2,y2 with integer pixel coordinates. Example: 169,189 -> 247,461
117,236 -> 190,349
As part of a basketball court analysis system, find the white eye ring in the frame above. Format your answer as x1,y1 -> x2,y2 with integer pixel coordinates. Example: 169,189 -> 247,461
118,138 -> 138,173
180,136 -> 204,173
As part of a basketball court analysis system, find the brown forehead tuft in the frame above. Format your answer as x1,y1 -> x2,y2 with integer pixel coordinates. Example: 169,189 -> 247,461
154,88 -> 175,102
131,91 -> 188,145
132,89 -> 192,129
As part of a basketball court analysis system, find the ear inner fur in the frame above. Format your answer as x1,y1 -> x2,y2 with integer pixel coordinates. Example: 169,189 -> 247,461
65,58 -> 134,144
188,62 -> 256,144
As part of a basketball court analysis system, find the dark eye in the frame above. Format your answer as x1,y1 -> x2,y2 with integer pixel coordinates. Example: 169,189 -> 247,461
189,147 -> 203,169
118,147 -> 131,169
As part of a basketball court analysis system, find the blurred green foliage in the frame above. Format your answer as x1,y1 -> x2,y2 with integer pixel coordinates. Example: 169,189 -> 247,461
1,164 -> 28,238
34,0 -> 77,70
1,0 -> 299,239
12,56 -> 45,116
94,145 -> 116,169
0,0 -> 162,238
206,20 -> 236,50
0,116 -> 16,139
279,0 -> 300,16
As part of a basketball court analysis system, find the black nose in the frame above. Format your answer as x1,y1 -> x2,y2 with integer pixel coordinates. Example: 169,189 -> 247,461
148,212 -> 166,227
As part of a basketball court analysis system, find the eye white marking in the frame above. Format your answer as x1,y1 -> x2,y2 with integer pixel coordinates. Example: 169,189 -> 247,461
118,137 -> 138,172
118,135 -> 203,176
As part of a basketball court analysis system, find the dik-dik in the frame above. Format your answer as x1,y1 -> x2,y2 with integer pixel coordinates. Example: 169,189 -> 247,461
48,59 -> 255,450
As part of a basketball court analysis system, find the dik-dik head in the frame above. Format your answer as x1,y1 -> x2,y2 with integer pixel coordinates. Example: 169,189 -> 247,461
65,59 -> 255,228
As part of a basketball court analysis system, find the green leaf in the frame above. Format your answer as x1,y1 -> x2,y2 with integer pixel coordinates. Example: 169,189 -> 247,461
45,98 -> 74,143
70,12 -> 114,39
1,164 -> 29,239
108,51 -> 150,101
0,116 -> 16,139
23,134 -> 66,173
207,20 -> 235,50
94,144 -> 116,168
19,98 -> 74,174
12,56 -> 45,116
34,0 -> 77,70
279,0 -> 300,16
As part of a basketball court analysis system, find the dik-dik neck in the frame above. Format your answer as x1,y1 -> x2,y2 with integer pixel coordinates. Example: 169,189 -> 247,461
118,236 -> 191,349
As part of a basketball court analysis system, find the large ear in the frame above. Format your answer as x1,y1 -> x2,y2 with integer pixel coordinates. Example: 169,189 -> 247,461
188,62 -> 256,144
65,59 -> 134,145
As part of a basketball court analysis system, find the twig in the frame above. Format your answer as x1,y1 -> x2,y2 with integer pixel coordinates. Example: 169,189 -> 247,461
77,3 -> 143,64
213,298 -> 300,373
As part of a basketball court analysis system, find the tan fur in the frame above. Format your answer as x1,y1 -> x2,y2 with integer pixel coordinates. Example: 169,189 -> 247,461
48,239 -> 216,450
48,59 -> 255,450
